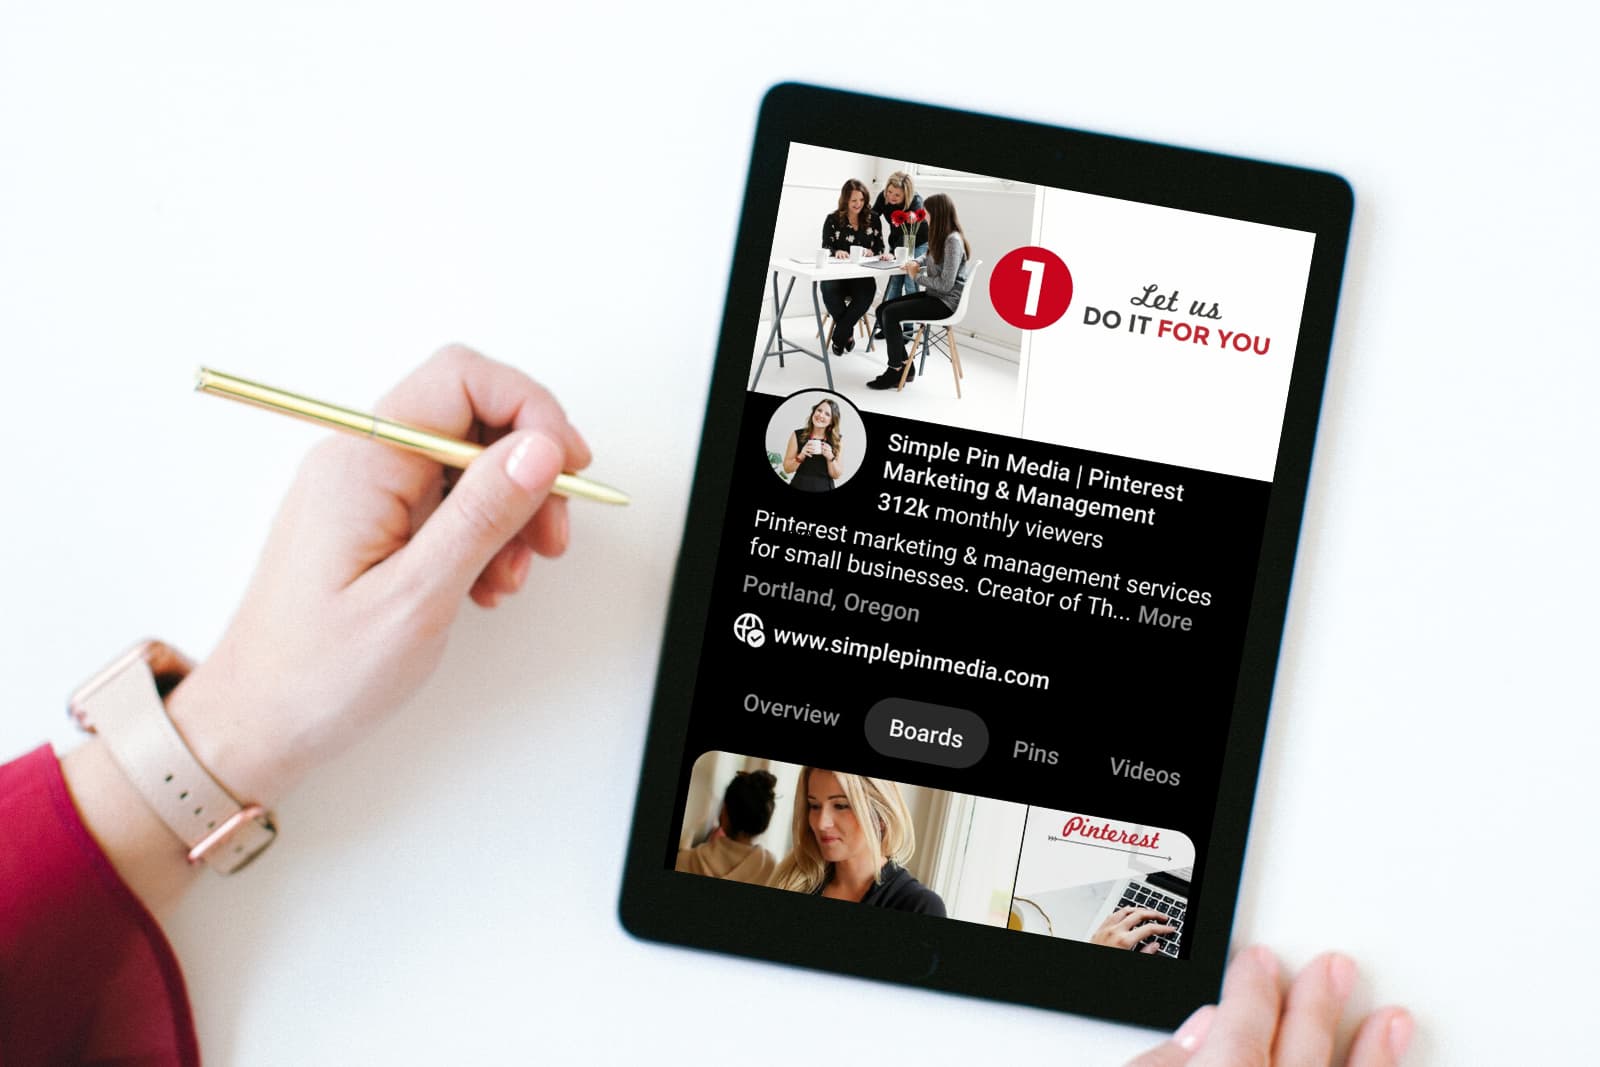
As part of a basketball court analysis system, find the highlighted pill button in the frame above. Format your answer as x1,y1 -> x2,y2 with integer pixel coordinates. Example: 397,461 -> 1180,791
864,698 -> 989,769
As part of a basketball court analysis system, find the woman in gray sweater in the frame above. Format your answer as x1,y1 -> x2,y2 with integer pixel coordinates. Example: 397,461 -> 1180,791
867,193 -> 972,390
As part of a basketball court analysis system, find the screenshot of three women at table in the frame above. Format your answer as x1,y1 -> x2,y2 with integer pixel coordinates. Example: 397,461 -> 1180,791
675,754 -> 1198,957
818,171 -> 970,390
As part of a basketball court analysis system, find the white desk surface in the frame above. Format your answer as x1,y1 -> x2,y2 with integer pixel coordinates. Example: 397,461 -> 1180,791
2,6 -> 1595,1064
773,256 -> 909,280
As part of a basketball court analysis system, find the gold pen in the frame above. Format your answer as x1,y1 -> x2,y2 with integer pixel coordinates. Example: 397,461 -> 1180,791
195,367 -> 629,506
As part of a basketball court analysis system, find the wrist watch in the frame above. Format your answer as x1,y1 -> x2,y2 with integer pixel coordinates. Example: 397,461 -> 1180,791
69,640 -> 277,874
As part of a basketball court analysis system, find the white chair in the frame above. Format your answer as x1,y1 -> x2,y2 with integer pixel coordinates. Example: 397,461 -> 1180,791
896,259 -> 983,397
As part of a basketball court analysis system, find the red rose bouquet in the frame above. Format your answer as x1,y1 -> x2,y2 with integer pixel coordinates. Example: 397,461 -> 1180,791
891,208 -> 926,255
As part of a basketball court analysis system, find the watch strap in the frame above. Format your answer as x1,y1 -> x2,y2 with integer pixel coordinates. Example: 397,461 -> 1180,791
78,651 -> 276,874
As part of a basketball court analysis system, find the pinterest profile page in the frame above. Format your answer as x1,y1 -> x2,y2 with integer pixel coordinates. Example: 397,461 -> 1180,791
670,142 -> 1316,959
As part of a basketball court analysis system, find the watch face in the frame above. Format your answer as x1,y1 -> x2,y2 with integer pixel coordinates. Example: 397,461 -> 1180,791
68,640 -> 194,729
144,641 -> 194,699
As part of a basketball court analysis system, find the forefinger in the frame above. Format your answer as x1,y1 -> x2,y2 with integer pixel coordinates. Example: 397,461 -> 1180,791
375,344 -> 592,472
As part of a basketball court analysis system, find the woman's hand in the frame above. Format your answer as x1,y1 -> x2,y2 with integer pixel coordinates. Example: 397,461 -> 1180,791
878,253 -> 893,261
834,250 -> 850,260
1091,906 -> 1176,952
166,345 -> 592,808
1127,948 -> 1413,1067
904,261 -> 920,277
819,443 -> 835,461
802,440 -> 821,457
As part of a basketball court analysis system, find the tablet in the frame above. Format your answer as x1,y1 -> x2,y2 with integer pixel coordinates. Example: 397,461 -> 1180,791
620,83 -> 1352,1028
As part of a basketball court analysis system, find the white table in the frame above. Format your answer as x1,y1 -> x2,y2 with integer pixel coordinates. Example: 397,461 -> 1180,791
751,256 -> 906,391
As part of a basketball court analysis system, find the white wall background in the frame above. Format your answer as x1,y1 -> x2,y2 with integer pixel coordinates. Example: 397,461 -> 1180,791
766,143 -> 879,272
2,3 -> 1598,1064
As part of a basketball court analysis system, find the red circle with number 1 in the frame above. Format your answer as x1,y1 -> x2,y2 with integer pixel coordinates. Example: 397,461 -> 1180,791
989,246 -> 1072,330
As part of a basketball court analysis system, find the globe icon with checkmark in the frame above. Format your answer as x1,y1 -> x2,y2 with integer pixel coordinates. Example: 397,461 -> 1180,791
733,613 -> 765,648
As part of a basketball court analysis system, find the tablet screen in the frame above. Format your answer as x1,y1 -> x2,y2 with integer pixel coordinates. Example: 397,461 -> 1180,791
625,87 -> 1350,1022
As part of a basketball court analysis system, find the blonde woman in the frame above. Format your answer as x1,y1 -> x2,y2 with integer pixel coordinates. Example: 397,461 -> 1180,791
771,767 -> 945,915
871,170 -> 927,338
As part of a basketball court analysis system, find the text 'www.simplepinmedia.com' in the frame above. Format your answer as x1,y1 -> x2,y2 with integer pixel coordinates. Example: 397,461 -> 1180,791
729,613 -> 1051,691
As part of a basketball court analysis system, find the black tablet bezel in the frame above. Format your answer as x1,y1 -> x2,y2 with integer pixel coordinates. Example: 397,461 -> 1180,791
619,83 -> 1353,1029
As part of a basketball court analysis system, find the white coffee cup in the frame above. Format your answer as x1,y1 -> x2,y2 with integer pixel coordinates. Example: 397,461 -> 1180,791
849,244 -> 865,263
815,248 -> 829,267
894,245 -> 908,262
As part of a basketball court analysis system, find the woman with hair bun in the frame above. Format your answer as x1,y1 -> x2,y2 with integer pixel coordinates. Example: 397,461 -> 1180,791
675,770 -> 780,885
771,767 -> 944,915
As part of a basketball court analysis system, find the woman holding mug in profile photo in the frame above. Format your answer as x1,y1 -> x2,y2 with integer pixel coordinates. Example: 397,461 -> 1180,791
675,770 -> 780,885
771,767 -> 945,915
819,178 -> 887,356
781,397 -> 844,492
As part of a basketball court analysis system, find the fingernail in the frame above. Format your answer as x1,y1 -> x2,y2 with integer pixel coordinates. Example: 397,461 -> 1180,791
1326,953 -> 1356,1000
505,432 -> 562,493
1174,1005 -> 1214,1052
1387,1011 -> 1414,1060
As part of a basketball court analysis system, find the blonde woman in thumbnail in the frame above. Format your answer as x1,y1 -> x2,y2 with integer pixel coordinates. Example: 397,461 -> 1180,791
781,397 -> 844,492
771,768 -> 945,914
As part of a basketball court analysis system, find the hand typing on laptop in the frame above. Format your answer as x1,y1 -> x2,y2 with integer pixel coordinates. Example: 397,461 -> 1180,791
1091,906 -> 1179,953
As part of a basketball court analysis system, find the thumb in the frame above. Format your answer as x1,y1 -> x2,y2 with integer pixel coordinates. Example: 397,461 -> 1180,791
401,430 -> 564,603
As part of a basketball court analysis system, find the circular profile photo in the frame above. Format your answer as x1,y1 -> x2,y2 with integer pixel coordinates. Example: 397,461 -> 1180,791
766,390 -> 867,492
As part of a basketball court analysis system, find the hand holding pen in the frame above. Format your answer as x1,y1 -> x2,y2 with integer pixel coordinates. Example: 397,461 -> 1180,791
195,366 -> 627,505
66,345 -> 600,913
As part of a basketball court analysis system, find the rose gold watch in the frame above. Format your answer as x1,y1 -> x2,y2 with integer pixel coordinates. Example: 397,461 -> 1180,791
69,640 -> 277,874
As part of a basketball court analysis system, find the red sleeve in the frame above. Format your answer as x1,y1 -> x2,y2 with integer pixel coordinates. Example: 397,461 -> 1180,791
0,745 -> 199,1067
